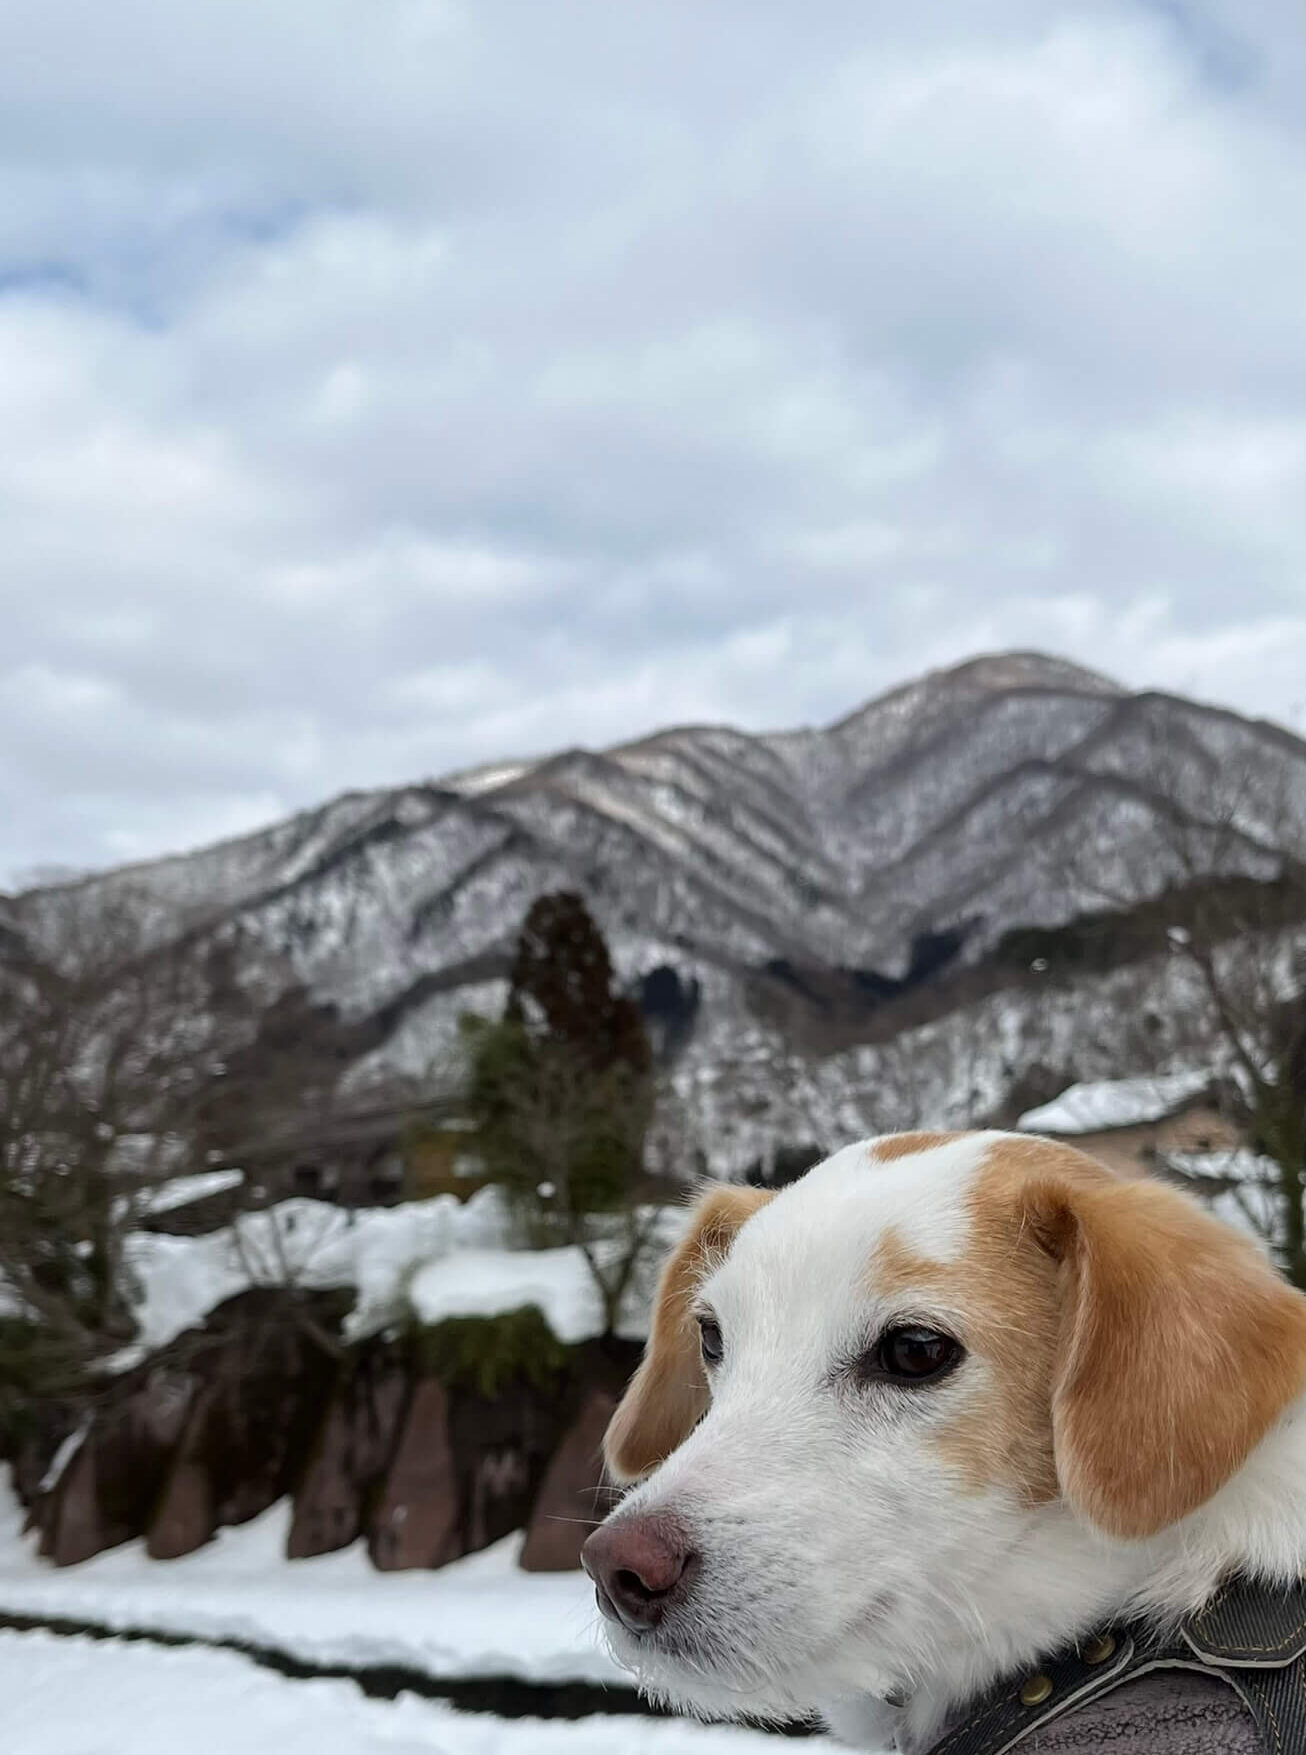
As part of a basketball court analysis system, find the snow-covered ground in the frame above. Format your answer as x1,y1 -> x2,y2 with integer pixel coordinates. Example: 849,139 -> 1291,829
0,1481 -> 620,1687
0,1477 -> 812,1751
5,1629 -> 795,1754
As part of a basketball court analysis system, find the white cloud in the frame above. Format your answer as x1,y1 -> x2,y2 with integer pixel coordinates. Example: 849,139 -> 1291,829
0,0 -> 1304,880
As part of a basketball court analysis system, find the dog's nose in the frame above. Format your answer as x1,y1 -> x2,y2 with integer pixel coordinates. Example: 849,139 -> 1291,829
581,1513 -> 697,1632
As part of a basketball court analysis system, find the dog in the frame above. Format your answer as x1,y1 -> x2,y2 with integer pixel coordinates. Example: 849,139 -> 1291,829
581,1131 -> 1306,1750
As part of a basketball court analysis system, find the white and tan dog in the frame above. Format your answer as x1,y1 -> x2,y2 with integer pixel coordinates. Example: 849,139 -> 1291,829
582,1131 -> 1306,1750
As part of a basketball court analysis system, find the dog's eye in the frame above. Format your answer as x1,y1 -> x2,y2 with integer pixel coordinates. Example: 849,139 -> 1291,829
698,1316 -> 724,1368
862,1325 -> 962,1385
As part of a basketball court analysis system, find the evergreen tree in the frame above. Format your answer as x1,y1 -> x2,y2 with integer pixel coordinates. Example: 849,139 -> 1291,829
463,893 -> 656,1333
505,892 -> 650,1077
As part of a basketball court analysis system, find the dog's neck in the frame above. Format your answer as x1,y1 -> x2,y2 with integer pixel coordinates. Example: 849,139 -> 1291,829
827,1393 -> 1306,1753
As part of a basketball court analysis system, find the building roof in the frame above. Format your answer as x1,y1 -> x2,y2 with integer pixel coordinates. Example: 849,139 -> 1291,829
1015,1069 -> 1214,1136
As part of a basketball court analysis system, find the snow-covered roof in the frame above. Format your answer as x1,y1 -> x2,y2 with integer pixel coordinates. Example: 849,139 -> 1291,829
1016,1070 -> 1214,1136
138,1169 -> 246,1216
110,1168 -> 245,1227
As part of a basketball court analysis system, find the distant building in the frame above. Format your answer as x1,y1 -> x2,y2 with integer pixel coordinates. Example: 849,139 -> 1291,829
1015,1070 -> 1239,1177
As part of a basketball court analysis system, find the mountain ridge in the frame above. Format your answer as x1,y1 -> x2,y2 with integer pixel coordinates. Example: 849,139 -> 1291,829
9,651 -> 1306,1160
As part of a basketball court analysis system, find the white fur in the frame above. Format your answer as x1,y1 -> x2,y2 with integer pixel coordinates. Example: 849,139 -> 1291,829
597,1134 -> 1306,1751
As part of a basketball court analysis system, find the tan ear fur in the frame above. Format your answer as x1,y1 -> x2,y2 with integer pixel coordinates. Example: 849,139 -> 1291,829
1026,1168 -> 1306,1539
603,1185 -> 773,1484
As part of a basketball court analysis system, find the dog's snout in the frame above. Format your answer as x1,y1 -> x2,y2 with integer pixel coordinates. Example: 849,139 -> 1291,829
582,1512 -> 698,1632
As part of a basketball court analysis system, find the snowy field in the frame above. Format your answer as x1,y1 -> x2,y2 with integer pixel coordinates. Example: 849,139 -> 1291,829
5,1630 -> 793,1755
0,1477 -> 808,1750
0,1481 -> 621,1686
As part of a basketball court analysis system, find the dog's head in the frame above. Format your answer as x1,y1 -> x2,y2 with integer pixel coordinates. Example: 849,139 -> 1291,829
583,1132 -> 1306,1728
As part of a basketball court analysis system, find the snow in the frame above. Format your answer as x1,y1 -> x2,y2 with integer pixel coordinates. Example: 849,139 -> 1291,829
113,1188 -> 672,1368
0,1481 -> 813,1749
36,1422 -> 90,1496
3,1630 -> 796,1754
0,1484 -> 620,1687
105,1131 -> 192,1178
1015,1070 -> 1213,1136
1198,1182 -> 1280,1248
1166,1147 -> 1276,1183
133,1168 -> 246,1217
1164,1149 -> 1283,1249
409,1248 -> 604,1344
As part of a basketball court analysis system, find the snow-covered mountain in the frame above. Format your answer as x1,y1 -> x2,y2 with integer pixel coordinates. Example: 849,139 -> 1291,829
10,652 -> 1306,1158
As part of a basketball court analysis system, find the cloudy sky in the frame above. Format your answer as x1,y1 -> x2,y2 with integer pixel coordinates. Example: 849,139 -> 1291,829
2,0 -> 1304,883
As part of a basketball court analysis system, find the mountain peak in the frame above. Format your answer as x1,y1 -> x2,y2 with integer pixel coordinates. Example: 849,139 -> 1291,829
828,650 -> 1122,736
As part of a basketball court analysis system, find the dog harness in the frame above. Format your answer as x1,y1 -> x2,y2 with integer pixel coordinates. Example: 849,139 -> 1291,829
925,1574 -> 1306,1755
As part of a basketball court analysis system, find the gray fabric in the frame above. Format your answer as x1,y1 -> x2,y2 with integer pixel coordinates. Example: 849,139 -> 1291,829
1018,1673 -> 1259,1753
924,1572 -> 1306,1754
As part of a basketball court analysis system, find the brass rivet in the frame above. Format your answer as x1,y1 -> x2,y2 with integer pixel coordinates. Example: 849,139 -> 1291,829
1083,1633 -> 1117,1666
1020,1674 -> 1054,1707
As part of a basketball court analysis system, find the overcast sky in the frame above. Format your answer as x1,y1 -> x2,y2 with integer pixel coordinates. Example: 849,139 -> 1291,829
2,0 -> 1304,883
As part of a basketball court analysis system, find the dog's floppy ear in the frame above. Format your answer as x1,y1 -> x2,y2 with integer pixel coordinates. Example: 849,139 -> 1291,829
1026,1168 -> 1306,1539
604,1185 -> 773,1484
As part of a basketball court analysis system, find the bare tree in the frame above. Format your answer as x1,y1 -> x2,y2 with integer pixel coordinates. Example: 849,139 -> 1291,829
0,882 -> 251,1392
1047,719 -> 1306,1282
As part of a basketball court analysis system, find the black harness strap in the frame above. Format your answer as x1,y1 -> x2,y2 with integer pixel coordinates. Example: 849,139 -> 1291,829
926,1576 -> 1306,1755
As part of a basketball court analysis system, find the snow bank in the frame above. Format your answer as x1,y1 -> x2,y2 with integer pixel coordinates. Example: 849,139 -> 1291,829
1016,1070 -> 1212,1136
114,1189 -> 676,1367
5,1629 -> 795,1754
408,1247 -> 609,1344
